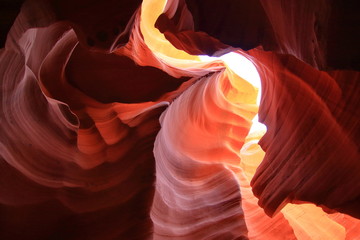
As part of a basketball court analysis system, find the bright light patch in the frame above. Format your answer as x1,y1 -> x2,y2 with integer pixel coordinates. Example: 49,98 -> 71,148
220,53 -> 261,91
199,52 -> 266,134
249,114 -> 267,134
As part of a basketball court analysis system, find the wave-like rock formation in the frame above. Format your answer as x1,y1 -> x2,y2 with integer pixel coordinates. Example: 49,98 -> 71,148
0,0 -> 359,239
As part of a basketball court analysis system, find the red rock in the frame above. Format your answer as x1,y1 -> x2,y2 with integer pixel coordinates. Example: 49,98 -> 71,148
0,0 -> 359,239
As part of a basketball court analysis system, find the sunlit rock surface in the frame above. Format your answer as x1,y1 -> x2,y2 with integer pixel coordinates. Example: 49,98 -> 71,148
0,0 -> 359,239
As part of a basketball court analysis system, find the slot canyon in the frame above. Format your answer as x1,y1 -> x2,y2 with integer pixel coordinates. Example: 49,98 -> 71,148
0,0 -> 359,239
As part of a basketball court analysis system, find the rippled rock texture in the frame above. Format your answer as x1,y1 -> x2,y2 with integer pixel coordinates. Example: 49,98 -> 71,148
0,0 -> 359,239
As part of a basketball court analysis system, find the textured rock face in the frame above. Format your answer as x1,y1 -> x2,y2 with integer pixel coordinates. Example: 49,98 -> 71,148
0,0 -> 359,239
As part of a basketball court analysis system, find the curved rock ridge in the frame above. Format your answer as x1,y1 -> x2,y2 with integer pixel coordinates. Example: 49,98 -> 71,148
249,50 -> 360,219
149,0 -> 360,221
0,1 -> 193,239
151,65 -> 257,239
0,0 -> 359,239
